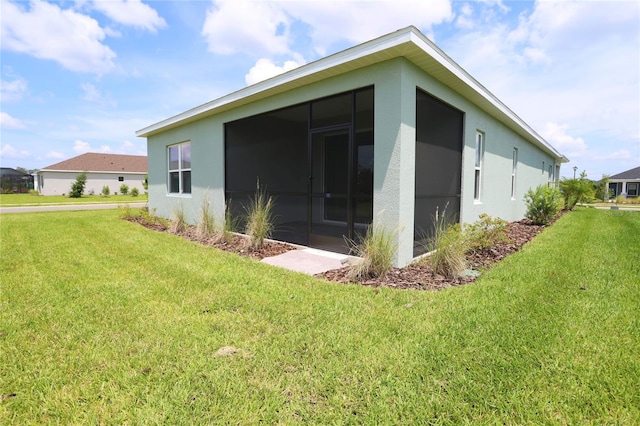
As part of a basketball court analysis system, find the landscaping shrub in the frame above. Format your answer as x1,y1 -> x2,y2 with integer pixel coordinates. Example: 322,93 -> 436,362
244,181 -> 274,250
101,185 -> 111,197
139,207 -> 169,229
119,184 -> 129,195
130,187 -> 139,197
118,204 -> 135,220
28,189 -> 39,196
348,222 -> 397,281
69,172 -> 87,198
464,214 -> 508,251
524,184 -> 563,225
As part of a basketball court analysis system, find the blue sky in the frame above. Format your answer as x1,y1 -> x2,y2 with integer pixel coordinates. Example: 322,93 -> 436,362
1,0 -> 639,179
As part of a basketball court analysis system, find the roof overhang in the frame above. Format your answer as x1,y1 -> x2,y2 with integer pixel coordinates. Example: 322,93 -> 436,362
136,26 -> 566,162
38,169 -> 146,174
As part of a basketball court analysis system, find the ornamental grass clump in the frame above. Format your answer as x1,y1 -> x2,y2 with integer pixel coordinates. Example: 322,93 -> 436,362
244,181 -> 274,250
347,222 -> 397,281
169,202 -> 187,234
425,209 -> 468,279
197,191 -> 217,239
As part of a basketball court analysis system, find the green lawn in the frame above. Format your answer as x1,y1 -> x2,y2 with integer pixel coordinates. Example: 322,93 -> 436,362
1,208 -> 638,424
0,193 -> 147,206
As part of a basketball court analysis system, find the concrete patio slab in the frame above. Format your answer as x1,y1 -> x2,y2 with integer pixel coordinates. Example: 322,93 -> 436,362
261,248 -> 351,275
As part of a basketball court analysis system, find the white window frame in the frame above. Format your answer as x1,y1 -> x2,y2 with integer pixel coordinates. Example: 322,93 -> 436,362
474,131 -> 484,202
511,148 -> 518,199
168,141 -> 191,196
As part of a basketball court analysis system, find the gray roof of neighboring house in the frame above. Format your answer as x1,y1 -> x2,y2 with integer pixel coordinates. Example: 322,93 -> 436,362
136,26 -> 567,163
610,166 -> 640,180
40,153 -> 147,173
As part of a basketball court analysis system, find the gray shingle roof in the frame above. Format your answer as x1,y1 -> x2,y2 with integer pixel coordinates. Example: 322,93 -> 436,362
41,153 -> 147,173
610,166 -> 640,180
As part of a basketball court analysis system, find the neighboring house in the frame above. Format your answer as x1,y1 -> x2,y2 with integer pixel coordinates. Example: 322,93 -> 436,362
136,26 -> 567,267
36,153 -> 147,196
0,167 -> 34,193
608,166 -> 640,198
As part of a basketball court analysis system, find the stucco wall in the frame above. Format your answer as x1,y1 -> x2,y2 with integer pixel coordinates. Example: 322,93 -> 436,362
146,57 -> 561,266
37,171 -> 146,196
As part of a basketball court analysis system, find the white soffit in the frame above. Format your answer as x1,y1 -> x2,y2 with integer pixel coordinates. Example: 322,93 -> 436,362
136,26 -> 564,161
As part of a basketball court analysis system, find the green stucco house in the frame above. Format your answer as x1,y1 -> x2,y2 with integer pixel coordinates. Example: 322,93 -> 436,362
137,26 -> 567,267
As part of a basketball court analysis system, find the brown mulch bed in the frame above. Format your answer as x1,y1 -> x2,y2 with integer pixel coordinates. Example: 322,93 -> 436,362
317,217 -> 560,291
126,218 -> 295,259
128,213 -> 563,291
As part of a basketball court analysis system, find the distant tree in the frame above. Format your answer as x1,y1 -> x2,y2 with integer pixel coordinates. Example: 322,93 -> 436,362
594,175 -> 611,201
69,172 -> 88,198
15,166 -> 29,174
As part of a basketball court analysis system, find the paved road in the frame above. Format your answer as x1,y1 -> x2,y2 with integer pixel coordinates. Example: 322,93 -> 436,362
0,202 -> 147,214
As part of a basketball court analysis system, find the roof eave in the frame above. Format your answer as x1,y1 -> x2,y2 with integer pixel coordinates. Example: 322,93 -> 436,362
136,26 -> 566,162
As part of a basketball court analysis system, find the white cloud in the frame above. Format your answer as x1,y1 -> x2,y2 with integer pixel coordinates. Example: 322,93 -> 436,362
0,112 -> 27,129
202,0 -> 453,58
1,77 -> 28,102
593,150 -> 631,162
73,139 -> 91,153
455,4 -> 475,29
540,122 -> 587,159
440,1 -> 638,179
0,143 -> 29,159
81,82 -> 101,102
202,0 -> 290,56
245,57 -> 306,85
81,82 -> 116,107
72,139 -> 114,154
91,0 -> 167,33
1,0 -> 116,74
46,151 -> 66,159
283,0 -> 453,55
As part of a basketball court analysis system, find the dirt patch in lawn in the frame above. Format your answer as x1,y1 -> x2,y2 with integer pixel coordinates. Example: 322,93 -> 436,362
127,213 -> 561,291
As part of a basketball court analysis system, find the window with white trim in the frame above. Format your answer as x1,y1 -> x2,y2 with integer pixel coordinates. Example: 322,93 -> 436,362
474,132 -> 484,201
168,142 -> 191,195
548,164 -> 553,183
511,148 -> 518,199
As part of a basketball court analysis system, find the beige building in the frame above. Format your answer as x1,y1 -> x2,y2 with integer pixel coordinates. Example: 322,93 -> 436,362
36,153 -> 147,196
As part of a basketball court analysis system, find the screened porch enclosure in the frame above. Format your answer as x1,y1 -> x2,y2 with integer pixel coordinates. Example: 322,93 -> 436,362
224,87 -> 374,253
414,89 -> 464,256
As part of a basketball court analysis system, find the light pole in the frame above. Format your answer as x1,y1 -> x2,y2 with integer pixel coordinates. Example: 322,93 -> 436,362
573,166 -> 578,179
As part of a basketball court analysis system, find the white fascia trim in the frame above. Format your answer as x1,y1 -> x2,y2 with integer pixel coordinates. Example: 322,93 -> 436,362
39,170 -> 146,174
407,31 -> 565,162
136,26 -> 566,163
135,28 -> 415,138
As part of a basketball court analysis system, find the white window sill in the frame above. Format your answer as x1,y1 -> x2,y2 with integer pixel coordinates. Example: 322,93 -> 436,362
167,193 -> 192,198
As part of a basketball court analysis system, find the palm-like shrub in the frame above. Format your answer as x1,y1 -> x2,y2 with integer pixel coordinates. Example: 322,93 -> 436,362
560,176 -> 594,210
